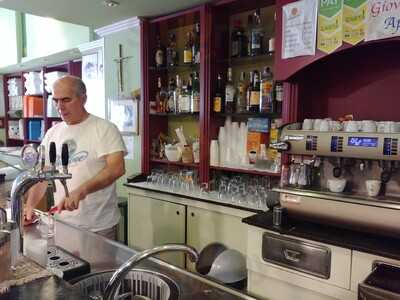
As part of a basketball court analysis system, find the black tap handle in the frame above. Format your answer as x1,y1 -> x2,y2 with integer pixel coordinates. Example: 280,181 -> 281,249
49,142 -> 56,165
61,143 -> 69,167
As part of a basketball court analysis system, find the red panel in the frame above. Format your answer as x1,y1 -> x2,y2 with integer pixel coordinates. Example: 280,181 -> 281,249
141,19 -> 151,175
297,42 -> 400,122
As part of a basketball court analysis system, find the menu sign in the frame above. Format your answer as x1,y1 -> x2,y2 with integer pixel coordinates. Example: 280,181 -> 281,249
282,0 -> 318,59
343,0 -> 367,45
317,0 -> 344,53
365,0 -> 400,41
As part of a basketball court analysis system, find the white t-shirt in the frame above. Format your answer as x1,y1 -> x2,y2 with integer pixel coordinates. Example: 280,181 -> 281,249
41,114 -> 127,232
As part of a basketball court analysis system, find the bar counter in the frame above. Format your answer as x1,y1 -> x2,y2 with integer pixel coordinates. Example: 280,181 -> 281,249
1,210 -> 258,300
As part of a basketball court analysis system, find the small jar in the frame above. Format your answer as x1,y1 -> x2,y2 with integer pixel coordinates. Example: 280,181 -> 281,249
181,145 -> 194,164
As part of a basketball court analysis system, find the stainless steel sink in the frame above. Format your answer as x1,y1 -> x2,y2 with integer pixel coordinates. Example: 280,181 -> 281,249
71,269 -> 180,300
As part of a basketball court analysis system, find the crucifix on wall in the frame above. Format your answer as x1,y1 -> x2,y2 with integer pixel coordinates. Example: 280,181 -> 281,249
113,43 -> 132,97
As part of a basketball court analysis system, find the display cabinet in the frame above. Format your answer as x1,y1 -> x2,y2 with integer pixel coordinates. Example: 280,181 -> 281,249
141,0 -> 283,190
3,60 -> 81,146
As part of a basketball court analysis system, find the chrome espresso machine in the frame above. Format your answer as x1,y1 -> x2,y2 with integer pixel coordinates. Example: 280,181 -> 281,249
271,122 -> 400,238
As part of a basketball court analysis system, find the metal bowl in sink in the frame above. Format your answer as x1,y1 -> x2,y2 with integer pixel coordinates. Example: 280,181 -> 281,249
71,269 -> 180,300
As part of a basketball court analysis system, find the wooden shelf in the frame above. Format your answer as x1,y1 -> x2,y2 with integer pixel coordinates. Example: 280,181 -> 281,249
150,158 -> 199,168
26,139 -> 41,143
217,53 -> 275,66
149,64 -> 200,72
150,112 -> 199,117
24,116 -> 44,119
210,165 -> 280,177
8,138 -> 24,142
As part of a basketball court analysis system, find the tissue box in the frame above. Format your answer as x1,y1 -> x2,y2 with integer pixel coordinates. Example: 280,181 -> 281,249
248,118 -> 270,133
247,132 -> 268,154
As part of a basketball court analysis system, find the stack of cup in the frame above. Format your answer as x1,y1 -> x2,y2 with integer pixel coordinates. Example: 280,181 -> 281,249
210,140 -> 219,166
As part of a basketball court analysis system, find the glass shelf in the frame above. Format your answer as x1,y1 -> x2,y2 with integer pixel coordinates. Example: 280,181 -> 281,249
210,165 -> 280,177
212,112 -> 280,118
150,158 -> 199,168
149,64 -> 200,72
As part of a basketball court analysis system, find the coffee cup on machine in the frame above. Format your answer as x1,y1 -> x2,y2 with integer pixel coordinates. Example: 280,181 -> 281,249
365,180 -> 381,197
302,119 -> 314,130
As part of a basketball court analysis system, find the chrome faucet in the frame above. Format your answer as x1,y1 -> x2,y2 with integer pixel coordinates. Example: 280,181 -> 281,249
104,244 -> 199,300
10,143 -> 71,255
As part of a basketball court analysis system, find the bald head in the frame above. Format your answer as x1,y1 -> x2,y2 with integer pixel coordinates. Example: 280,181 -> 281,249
53,75 -> 86,97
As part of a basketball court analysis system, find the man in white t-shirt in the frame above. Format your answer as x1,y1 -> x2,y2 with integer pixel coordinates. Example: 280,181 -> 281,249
26,75 -> 126,240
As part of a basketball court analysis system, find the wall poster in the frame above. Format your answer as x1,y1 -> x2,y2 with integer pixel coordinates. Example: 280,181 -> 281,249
282,0 -> 318,59
343,0 -> 367,45
365,0 -> 400,41
317,0 -> 344,53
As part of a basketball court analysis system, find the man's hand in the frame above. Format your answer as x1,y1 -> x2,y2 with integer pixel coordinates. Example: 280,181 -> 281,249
57,187 -> 87,211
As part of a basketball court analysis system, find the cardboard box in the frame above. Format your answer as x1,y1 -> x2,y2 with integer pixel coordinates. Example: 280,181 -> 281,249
247,132 -> 268,154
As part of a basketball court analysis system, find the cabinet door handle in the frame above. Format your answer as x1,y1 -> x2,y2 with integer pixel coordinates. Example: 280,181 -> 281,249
283,249 -> 301,263
176,211 -> 180,215
191,212 -> 195,217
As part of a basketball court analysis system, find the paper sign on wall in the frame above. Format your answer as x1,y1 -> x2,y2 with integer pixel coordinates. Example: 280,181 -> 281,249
343,0 -> 367,45
317,0 -> 344,53
282,0 -> 318,59
365,0 -> 400,41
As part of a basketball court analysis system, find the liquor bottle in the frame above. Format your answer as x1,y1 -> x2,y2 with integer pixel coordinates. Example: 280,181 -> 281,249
250,9 -> 264,56
225,68 -> 236,113
167,78 -> 176,113
213,73 -> 224,113
236,72 -> 247,113
231,20 -> 246,58
274,81 -> 283,114
179,81 -> 191,113
191,72 -> 200,113
260,67 -> 273,113
246,71 -> 253,111
192,23 -> 201,64
166,33 -> 178,67
247,15 -> 253,56
249,70 -> 260,112
155,35 -> 165,68
183,32 -> 193,64
174,75 -> 182,113
156,77 -> 168,113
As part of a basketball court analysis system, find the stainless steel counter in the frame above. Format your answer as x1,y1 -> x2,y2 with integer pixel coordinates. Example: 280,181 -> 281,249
23,218 -> 258,300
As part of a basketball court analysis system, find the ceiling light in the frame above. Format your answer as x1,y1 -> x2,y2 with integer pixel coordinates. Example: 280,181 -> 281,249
103,0 -> 120,7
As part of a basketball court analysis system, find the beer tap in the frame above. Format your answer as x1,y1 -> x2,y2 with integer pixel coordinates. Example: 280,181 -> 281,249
379,160 -> 392,196
60,143 -> 70,198
49,142 -> 57,193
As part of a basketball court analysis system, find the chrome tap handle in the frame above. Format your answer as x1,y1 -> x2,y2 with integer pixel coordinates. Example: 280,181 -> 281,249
61,143 -> 69,174
0,207 -> 7,225
38,145 -> 45,172
49,142 -> 57,172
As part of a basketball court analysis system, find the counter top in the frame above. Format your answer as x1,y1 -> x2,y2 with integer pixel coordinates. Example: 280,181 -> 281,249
243,211 -> 400,260
3,215 -> 257,300
0,277 -> 84,300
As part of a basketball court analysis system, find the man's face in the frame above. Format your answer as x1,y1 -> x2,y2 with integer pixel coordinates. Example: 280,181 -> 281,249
52,80 -> 86,125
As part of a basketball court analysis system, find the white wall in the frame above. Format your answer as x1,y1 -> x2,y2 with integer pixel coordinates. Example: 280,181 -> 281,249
24,14 -> 91,60
0,8 -> 19,67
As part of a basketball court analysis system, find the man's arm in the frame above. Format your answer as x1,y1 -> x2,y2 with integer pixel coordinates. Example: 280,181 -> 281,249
25,181 -> 49,220
58,151 -> 125,211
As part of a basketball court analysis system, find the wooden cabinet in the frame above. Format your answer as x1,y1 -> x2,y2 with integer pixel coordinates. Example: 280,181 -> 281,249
127,193 -> 186,267
127,188 -> 251,269
140,1 -> 283,187
3,60 -> 81,146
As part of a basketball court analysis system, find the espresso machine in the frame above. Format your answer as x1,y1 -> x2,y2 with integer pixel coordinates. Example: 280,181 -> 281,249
271,122 -> 400,238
